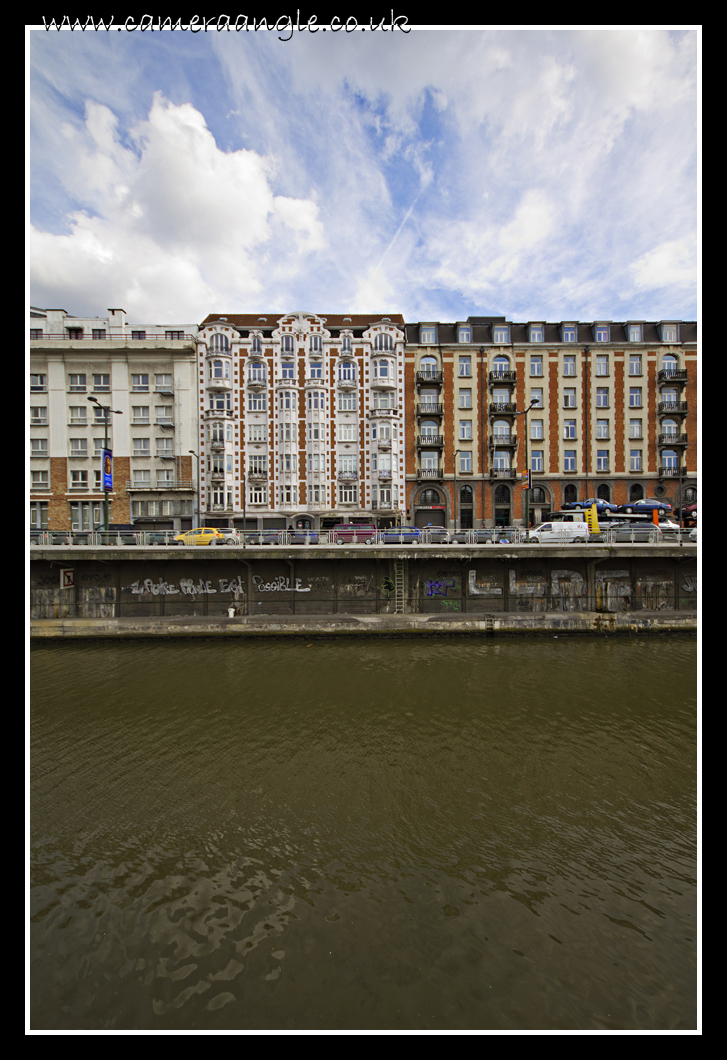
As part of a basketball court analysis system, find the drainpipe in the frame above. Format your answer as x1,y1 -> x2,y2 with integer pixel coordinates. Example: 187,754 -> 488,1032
583,345 -> 590,500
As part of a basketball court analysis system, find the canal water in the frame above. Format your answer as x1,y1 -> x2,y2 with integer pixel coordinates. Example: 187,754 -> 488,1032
29,636 -> 698,1031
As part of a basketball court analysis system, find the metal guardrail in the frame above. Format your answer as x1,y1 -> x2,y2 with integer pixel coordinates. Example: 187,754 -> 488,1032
30,527 -> 697,547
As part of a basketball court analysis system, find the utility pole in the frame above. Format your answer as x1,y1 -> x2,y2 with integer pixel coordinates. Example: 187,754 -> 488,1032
88,395 -> 122,534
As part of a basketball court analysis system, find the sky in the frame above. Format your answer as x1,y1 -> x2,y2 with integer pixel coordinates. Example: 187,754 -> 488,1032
28,24 -> 699,326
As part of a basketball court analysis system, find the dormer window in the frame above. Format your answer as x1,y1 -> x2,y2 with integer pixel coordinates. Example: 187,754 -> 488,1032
659,322 -> 680,343
628,324 -> 643,343
458,326 -> 471,343
528,324 -> 544,343
594,324 -> 610,342
561,325 -> 576,342
493,325 -> 510,344
420,326 -> 437,345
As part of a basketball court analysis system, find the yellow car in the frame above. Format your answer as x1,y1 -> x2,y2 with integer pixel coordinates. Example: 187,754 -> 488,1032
173,527 -> 225,546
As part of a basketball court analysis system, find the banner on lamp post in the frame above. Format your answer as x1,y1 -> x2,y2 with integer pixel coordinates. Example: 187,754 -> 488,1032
102,449 -> 113,491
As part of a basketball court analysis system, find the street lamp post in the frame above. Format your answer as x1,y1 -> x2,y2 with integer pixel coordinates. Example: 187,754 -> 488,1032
189,450 -> 201,527
453,449 -> 460,533
515,399 -> 537,542
87,396 -> 122,535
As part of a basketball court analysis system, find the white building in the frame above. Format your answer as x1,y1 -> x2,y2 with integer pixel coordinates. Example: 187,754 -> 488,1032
196,312 -> 406,530
29,307 -> 198,532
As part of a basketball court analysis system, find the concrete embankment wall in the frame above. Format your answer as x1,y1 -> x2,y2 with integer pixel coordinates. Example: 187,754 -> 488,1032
30,545 -> 697,635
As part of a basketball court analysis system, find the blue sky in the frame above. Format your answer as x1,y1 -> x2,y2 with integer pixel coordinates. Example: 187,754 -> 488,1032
29,26 -> 699,325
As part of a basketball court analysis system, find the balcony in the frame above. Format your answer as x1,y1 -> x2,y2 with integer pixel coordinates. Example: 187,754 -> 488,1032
489,403 -> 517,415
658,433 -> 688,446
416,468 -> 443,481
489,370 -> 517,385
247,470 -> 268,481
126,479 -> 194,491
659,467 -> 683,477
490,432 -> 518,448
489,467 -> 516,479
416,371 -> 443,385
658,401 -> 688,414
370,406 -> 399,417
207,377 -> 232,391
658,369 -> 688,383
416,435 -> 444,447
337,376 -> 357,390
247,374 -> 267,390
337,470 -> 359,480
377,438 -> 392,450
415,403 -> 443,416
371,377 -> 396,390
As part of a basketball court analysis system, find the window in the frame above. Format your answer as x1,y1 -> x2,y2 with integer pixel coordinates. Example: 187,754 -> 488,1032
249,484 -> 267,504
530,356 -> 543,377
249,425 -> 266,443
421,450 -> 439,470
307,454 -> 322,472
282,335 -> 295,354
339,484 -> 358,504
309,361 -> 323,379
308,423 -> 322,441
420,420 -> 439,438
596,419 -> 609,439
339,361 -> 356,381
661,325 -> 678,342
342,335 -> 352,353
492,388 -> 510,405
132,406 -> 150,424
563,484 -> 578,504
563,389 -> 576,408
596,356 -> 609,376
420,327 -> 436,344
251,336 -> 262,354
630,450 -> 642,472
31,470 -> 49,490
155,374 -> 173,390
532,487 -> 546,504
31,439 -> 48,457
460,452 -> 472,472
564,451 -> 576,472
31,407 -> 48,425
662,450 -> 678,469
157,438 -> 174,457
493,326 -> 510,344
309,484 -> 324,505
374,333 -> 393,351
70,470 -> 88,490
69,406 -> 87,424
597,485 -> 611,502
338,393 -> 356,410
210,360 -> 228,380
529,326 -> 543,343
597,450 -> 609,472
132,374 -> 149,391
94,438 -> 105,456
131,331 -> 146,341
493,450 -> 511,470
564,420 -> 576,439
30,329 -> 43,340
596,388 -> 609,408
339,455 -> 357,473
248,364 -> 266,384
662,354 -> 678,373
374,359 -> 390,378
30,501 -> 48,529
67,328 -> 83,340
310,334 -> 322,353
530,419 -> 543,440
493,420 -> 511,440
562,327 -> 576,343
459,356 -> 471,377
629,354 -> 642,376
628,325 -> 642,343
629,388 -> 642,408
595,325 -> 609,342
133,438 -> 150,457
629,419 -> 642,439
419,356 -> 438,377
248,393 -> 266,411
661,418 -> 678,438
31,374 -> 47,392
279,423 -> 293,442
338,424 -> 356,442
458,327 -> 471,343
210,392 -> 232,411
156,406 -> 173,424
133,469 -> 151,486
69,374 -> 86,391
71,501 -> 101,531
459,420 -> 472,440
459,389 -> 472,408
70,438 -> 88,457
165,331 -> 183,340
563,356 -> 576,376
281,362 -> 295,380
210,333 -> 229,352
157,469 -> 175,485
531,451 -> 544,472
280,453 -> 297,473
93,374 -> 110,391
531,389 -> 543,407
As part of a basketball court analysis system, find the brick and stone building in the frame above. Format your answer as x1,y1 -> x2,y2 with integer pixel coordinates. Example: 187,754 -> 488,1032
404,317 -> 698,529
196,312 -> 406,531
29,308 -> 198,533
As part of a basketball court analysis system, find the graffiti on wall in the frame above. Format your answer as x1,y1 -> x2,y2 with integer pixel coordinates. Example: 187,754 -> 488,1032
425,578 -> 457,597
682,574 -> 697,592
253,575 -> 311,593
467,570 -> 503,596
127,575 -> 247,596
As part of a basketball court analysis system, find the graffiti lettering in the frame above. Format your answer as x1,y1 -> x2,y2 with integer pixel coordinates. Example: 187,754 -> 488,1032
130,578 -> 180,596
219,576 -> 246,595
468,570 -> 503,596
682,575 -> 697,592
425,578 -> 456,597
252,575 -> 311,593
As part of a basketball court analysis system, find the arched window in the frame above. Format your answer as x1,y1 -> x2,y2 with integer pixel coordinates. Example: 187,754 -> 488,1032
420,419 -> 438,437
495,485 -> 511,505
564,484 -> 578,503
210,359 -> 228,379
597,484 -> 611,501
374,359 -> 390,378
629,483 -> 644,501
662,353 -> 678,372
251,336 -> 262,354
420,489 -> 440,505
532,486 -> 547,504
339,361 -> 355,380
493,355 -> 510,375
460,485 -> 473,504
684,487 -> 697,503
374,333 -> 393,351
661,418 -> 678,437
420,356 -> 438,376
662,449 -> 678,469
342,335 -> 352,353
493,419 -> 511,440
210,333 -> 229,352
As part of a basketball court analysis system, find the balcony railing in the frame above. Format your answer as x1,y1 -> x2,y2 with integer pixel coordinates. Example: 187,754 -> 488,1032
489,370 -> 517,384
658,401 -> 688,414
126,479 -> 195,491
337,470 -> 359,480
370,406 -> 399,417
415,403 -> 443,416
32,332 -> 196,341
416,371 -> 444,385
659,466 -> 683,477
658,369 -> 688,383
490,433 -> 518,447
416,435 -> 444,447
658,433 -> 688,445
489,403 -> 517,415
247,470 -> 268,480
416,468 -> 442,480
489,467 -> 516,479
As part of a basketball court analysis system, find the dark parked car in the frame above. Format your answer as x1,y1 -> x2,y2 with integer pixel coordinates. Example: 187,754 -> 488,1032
378,526 -> 421,544
247,530 -> 286,545
420,524 -> 449,543
288,530 -> 319,545
562,497 -> 619,513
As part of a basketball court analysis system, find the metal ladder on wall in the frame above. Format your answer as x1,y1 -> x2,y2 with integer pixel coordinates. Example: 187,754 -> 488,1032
394,561 -> 405,613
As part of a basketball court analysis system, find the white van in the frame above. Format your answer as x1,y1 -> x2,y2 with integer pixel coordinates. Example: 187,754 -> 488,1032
527,521 -> 590,544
